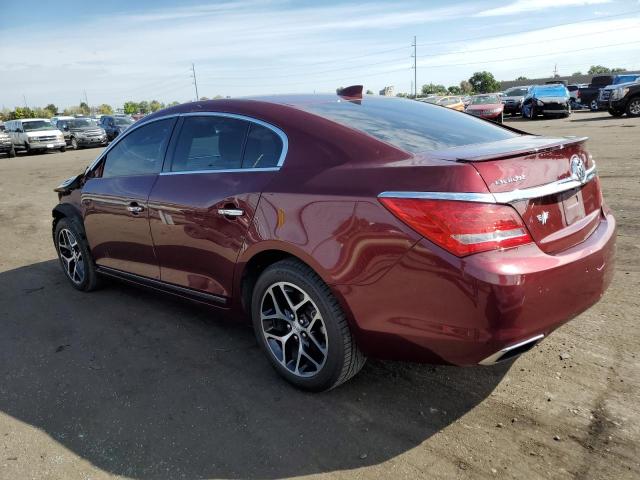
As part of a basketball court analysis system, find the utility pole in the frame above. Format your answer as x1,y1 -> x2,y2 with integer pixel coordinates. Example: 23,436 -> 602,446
553,64 -> 558,77
23,95 -> 28,108
191,63 -> 199,101
411,36 -> 417,98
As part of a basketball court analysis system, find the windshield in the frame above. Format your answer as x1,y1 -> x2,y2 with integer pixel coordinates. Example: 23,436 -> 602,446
505,87 -> 529,96
470,95 -> 500,105
68,119 -> 94,128
300,96 -> 517,153
614,75 -> 640,85
115,117 -> 134,126
532,85 -> 568,97
23,120 -> 56,132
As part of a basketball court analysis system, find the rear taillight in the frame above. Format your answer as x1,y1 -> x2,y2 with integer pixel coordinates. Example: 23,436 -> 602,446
379,198 -> 532,256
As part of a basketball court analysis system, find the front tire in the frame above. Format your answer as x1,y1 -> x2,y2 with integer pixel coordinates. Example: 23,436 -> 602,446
626,97 -> 640,117
590,100 -> 598,111
8,146 -> 16,158
608,108 -> 625,117
251,259 -> 366,391
54,217 -> 99,292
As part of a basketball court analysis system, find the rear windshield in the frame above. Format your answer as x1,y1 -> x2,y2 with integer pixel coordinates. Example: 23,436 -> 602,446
300,97 -> 517,153
505,87 -> 529,96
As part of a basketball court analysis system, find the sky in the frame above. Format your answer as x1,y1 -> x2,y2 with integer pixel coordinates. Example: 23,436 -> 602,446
1,0 -> 639,110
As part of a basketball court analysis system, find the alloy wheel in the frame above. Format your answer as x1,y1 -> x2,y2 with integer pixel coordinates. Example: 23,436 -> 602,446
57,228 -> 85,285
260,281 -> 328,377
629,99 -> 640,116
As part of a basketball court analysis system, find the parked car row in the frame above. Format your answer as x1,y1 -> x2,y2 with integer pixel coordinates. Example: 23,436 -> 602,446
575,73 -> 640,115
0,114 -> 136,157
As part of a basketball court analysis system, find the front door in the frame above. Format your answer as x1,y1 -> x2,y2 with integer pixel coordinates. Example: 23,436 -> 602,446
148,114 -> 285,298
81,117 -> 177,278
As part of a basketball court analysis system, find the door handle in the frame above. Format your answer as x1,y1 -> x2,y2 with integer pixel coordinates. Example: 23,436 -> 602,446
127,202 -> 145,214
217,208 -> 244,217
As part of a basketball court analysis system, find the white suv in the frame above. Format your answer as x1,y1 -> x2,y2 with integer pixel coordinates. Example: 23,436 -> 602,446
5,119 -> 66,154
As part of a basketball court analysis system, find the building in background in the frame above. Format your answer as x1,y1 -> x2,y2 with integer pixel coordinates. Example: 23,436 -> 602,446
379,86 -> 395,96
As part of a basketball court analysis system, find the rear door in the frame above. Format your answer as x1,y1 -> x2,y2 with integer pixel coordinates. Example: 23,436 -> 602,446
81,117 -> 177,278
148,114 -> 285,299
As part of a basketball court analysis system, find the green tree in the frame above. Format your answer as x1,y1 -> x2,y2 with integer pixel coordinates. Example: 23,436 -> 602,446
365,89 -> 374,95
10,107 -> 35,119
79,102 -> 90,115
123,101 -> 139,115
98,104 -> 113,114
571,71 -> 582,76
611,67 -> 627,73
395,92 -> 410,98
421,83 -> 446,95
468,71 -> 501,94
167,101 -> 180,107
149,100 -> 164,112
44,104 -> 58,115
447,85 -> 462,95
459,80 -> 473,94
138,101 -> 150,114
199,96 -> 210,101
515,76 -> 528,81
588,65 -> 611,75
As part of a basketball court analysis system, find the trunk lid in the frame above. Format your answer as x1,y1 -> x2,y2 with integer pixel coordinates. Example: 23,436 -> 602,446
432,136 -> 602,254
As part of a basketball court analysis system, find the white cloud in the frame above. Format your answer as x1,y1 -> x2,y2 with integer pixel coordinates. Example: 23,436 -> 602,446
476,0 -> 612,17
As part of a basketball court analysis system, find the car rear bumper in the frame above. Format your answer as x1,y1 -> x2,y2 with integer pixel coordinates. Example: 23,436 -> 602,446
334,211 -> 616,365
0,143 -> 13,152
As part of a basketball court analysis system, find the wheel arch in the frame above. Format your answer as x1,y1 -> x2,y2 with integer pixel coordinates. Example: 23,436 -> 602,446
235,244 -> 357,330
52,203 -> 84,236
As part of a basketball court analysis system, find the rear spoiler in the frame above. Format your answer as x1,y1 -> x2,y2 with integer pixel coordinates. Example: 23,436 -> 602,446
433,136 -> 589,162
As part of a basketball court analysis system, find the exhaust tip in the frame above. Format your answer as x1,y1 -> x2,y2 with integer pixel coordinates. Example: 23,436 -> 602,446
479,334 -> 544,366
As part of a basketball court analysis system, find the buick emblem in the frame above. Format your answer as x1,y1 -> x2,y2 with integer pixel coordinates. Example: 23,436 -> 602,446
570,155 -> 587,183
537,211 -> 550,225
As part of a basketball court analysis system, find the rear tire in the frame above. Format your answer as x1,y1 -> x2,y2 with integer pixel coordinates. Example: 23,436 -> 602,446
590,100 -> 598,111
497,112 -> 503,124
251,259 -> 366,391
54,217 -> 100,292
626,97 -> 640,117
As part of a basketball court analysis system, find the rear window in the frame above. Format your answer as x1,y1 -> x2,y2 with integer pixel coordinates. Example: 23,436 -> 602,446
300,97 -> 517,153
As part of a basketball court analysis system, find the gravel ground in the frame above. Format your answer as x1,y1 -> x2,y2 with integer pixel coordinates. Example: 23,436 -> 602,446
0,110 -> 638,480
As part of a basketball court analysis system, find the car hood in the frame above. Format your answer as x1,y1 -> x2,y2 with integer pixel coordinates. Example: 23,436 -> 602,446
466,103 -> 502,110
603,80 -> 640,91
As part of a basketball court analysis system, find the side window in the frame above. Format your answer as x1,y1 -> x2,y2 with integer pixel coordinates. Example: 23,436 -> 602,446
101,118 -> 174,178
242,123 -> 283,168
171,116 -> 249,172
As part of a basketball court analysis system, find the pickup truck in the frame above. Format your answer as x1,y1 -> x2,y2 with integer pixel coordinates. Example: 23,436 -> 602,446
576,75 -> 615,111
608,80 -> 640,117
597,74 -> 640,110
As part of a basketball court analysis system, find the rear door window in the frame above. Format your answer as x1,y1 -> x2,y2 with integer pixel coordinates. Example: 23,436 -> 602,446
171,116 -> 250,172
242,123 -> 283,168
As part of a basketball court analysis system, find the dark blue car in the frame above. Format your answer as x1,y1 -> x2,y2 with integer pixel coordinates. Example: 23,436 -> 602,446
522,85 -> 571,119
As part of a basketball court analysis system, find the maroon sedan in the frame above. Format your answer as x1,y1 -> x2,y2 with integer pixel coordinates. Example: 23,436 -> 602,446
52,88 -> 615,391
465,94 -> 505,123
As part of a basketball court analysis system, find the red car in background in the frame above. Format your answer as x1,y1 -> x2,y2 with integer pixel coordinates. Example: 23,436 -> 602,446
52,88 -> 615,391
465,94 -> 505,123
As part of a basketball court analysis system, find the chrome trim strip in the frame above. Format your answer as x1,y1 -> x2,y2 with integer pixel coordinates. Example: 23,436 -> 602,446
492,164 -> 596,203
378,163 -> 596,204
479,334 -> 544,366
86,111 -> 289,175
378,191 -> 496,203
159,167 -> 279,176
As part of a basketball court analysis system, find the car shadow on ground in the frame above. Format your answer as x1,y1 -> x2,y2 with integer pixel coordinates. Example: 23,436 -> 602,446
0,260 -> 510,479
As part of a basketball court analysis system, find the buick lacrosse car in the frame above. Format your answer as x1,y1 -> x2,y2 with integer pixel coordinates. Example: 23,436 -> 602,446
52,88 -> 615,390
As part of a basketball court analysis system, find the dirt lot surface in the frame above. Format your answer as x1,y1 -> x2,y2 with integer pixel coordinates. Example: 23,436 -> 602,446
0,111 -> 638,480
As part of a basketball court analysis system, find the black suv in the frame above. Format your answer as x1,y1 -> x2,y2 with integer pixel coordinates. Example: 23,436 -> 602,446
608,81 -> 640,117
98,115 -> 135,141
